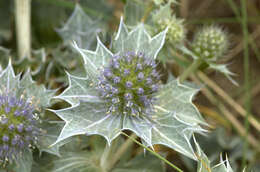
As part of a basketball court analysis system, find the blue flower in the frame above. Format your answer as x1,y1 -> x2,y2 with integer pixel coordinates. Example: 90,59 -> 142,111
97,52 -> 160,116
0,93 -> 39,162
0,62 -> 55,166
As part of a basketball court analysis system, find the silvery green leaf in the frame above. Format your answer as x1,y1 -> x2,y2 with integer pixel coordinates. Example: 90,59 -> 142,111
51,136 -> 105,172
54,72 -> 99,106
38,121 -> 71,157
124,0 -> 145,26
51,102 -> 122,146
0,46 -> 10,69
147,108 -> 201,160
209,63 -> 238,86
12,149 -> 33,172
157,79 -> 206,125
152,1 -> 172,21
13,48 -> 46,76
72,37 -> 113,82
19,70 -> 55,108
51,151 -> 101,172
56,4 -> 100,50
195,136 -> 235,172
0,60 -> 20,92
211,154 -> 235,172
112,153 -> 165,172
113,18 -> 167,59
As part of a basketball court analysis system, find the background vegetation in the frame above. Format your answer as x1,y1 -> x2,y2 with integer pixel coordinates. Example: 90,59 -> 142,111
0,0 -> 259,171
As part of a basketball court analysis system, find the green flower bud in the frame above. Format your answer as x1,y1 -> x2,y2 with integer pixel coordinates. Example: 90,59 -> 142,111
157,16 -> 185,46
191,26 -> 229,61
153,0 -> 177,5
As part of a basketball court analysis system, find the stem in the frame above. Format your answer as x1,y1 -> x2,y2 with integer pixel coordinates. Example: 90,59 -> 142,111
15,0 -> 31,59
121,132 -> 183,172
241,0 -> 251,168
192,74 -> 260,152
179,59 -> 202,83
106,133 -> 137,171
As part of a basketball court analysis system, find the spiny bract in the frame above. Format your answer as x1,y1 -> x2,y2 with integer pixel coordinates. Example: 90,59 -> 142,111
54,18 -> 206,160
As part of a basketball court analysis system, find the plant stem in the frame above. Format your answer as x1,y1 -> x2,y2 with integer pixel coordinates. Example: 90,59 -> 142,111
179,59 -> 202,83
191,74 -> 260,152
15,0 -> 31,59
106,133 -> 137,171
241,0 -> 251,168
121,132 -> 184,172
197,72 -> 260,132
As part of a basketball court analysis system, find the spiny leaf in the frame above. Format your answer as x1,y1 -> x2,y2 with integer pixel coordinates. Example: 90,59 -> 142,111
113,18 -> 167,59
0,61 -> 20,92
56,4 -> 101,50
37,121 -> 71,157
124,0 -> 145,26
157,79 -> 206,125
13,48 -> 46,76
55,73 -> 99,106
194,137 -> 236,172
72,36 -> 113,82
19,70 -> 55,108
0,46 -> 10,70
51,102 -> 122,146
208,63 -> 238,86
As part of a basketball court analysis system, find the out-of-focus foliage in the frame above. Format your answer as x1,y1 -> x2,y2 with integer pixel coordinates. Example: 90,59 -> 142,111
0,0 -> 259,171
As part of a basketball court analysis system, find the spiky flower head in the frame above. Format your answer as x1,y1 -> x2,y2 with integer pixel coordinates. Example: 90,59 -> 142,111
191,26 -> 229,61
0,92 -> 39,162
97,52 -> 160,116
0,61 -> 54,167
54,18 -> 206,160
157,16 -> 185,45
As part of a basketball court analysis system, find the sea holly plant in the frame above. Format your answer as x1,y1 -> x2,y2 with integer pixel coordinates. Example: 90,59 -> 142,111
0,61 -> 56,171
52,18 -> 207,165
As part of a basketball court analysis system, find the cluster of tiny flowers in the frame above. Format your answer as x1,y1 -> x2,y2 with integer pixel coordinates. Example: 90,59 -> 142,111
191,26 -> 228,60
0,92 -> 39,163
97,52 -> 161,116
157,16 -> 185,45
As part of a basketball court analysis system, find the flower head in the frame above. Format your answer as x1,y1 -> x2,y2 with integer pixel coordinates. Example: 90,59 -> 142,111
157,16 -> 185,45
0,61 -> 55,167
191,26 -> 229,61
54,18 -> 206,160
0,92 -> 39,162
97,52 -> 160,116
